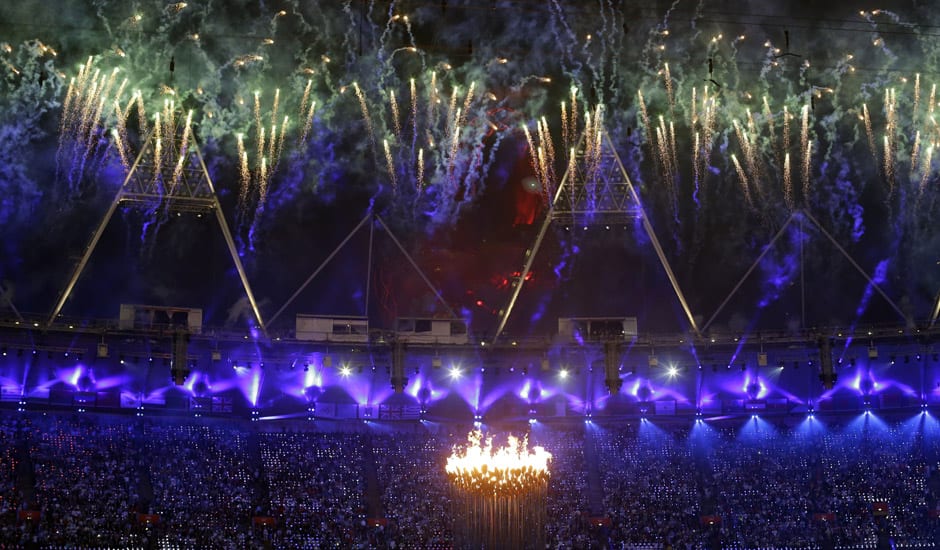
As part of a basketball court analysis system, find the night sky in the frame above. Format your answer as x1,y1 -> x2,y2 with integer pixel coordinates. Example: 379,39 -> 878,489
0,0 -> 938,338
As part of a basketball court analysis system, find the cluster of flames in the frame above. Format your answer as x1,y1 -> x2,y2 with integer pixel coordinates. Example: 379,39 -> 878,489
445,430 -> 552,495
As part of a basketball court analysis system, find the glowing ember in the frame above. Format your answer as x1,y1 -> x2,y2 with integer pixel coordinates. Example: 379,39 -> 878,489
446,430 -> 551,494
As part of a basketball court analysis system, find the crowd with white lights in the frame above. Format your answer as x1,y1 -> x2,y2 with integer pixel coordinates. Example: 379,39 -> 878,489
31,415 -> 142,546
372,429 -> 457,548
0,415 -> 26,544
254,430 -> 371,547
596,418 -> 940,548
0,410 -> 939,548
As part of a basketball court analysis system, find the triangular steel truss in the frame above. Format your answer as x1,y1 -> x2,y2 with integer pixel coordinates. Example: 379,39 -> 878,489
551,136 -> 641,226
701,209 -> 914,332
47,123 -> 267,335
267,213 -> 458,328
492,128 -> 700,344
120,135 -> 216,212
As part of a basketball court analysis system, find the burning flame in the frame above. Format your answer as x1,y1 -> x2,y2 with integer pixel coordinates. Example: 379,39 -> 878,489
445,431 -> 551,494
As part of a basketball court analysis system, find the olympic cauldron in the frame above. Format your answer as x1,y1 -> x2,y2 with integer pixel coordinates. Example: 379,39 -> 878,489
445,430 -> 552,549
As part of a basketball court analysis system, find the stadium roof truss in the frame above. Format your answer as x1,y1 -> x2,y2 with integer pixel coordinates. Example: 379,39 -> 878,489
267,212 -> 458,328
492,127 -> 701,344
702,209 -> 913,333
46,121 -> 267,336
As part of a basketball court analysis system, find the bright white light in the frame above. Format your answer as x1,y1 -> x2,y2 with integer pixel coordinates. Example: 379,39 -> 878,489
339,366 -> 352,377
667,366 -> 679,377
559,369 -> 569,379
449,366 -> 462,379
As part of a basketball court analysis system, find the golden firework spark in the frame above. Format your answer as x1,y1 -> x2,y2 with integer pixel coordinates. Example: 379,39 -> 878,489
383,138 -> 397,191
300,101 -> 316,145
731,153 -> 752,207
389,89 -> 401,139
560,101 -> 569,150
416,147 -> 425,191
800,104 -> 811,200
237,133 -> 250,212
299,79 -> 312,124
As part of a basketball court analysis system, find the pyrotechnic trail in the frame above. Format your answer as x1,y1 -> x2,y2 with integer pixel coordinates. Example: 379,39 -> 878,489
801,104 -> 812,203
237,133 -> 250,217
170,109 -> 193,188
416,147 -> 425,192
389,89 -> 401,140
539,116 -> 556,188
731,154 -> 752,207
363,70 -> 507,217
409,77 -> 418,155
19,0 -> 940,334
228,84 -> 325,245
383,138 -> 397,192
300,99 -> 317,146
57,59 -> 135,190
152,112 -> 162,183
560,101 -> 570,152
523,123 -> 541,188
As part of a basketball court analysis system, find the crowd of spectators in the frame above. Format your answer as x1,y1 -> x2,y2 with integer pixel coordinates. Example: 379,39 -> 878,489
255,430 -> 370,547
0,415 -> 25,544
29,415 -> 141,546
372,430 -> 457,548
596,417 -> 940,549
2,409 -> 940,548
529,426 -> 594,549
598,422 -> 702,548
144,422 -> 256,547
